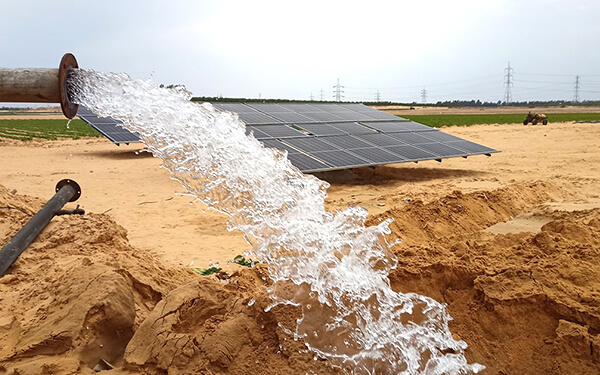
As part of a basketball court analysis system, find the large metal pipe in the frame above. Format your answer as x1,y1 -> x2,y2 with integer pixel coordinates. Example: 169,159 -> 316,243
0,179 -> 82,277
0,53 -> 79,118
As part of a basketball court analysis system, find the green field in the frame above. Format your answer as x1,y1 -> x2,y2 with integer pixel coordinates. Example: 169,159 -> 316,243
0,119 -> 102,141
1,113 -> 599,142
398,113 -> 600,127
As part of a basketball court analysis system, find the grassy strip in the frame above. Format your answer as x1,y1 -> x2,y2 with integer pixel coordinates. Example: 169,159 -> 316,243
0,119 -> 102,141
398,113 -> 600,127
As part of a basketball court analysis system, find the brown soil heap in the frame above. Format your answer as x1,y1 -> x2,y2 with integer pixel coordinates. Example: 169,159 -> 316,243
1,180 -> 600,374
0,185 -> 335,375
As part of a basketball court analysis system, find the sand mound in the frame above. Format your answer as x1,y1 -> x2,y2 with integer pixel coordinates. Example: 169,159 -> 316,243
3,179 -> 600,374
0,184 -> 192,373
3,177 -> 600,374
0,185 -> 334,374
376,181 -> 600,374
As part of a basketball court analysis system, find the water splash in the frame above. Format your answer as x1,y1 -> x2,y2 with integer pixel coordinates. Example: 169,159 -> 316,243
68,69 -> 484,374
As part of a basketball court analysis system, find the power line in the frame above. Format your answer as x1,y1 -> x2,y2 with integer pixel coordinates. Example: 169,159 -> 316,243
517,72 -> 573,77
518,72 -> 600,78
349,74 -> 500,91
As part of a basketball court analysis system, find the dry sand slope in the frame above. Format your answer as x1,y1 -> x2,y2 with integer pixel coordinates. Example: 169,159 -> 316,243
0,120 -> 600,374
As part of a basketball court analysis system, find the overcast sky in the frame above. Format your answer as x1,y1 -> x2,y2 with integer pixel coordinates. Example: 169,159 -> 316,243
1,0 -> 600,104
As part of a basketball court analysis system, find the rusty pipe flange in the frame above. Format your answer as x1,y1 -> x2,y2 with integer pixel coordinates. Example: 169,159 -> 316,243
55,179 -> 82,202
58,53 -> 79,119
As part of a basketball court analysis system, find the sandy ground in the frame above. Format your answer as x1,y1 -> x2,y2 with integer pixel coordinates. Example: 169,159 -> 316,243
0,138 -> 250,270
1,113 -> 600,374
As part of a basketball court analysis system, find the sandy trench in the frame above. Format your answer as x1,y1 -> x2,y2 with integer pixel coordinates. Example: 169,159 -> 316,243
0,108 -> 600,374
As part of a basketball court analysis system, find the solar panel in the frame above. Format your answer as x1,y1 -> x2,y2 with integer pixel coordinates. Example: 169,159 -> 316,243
311,150 -> 371,168
246,103 -> 291,112
383,144 -> 439,161
416,131 -> 465,142
294,123 -> 347,136
237,112 -> 281,125
256,125 -> 307,139
77,106 -> 141,145
286,152 -> 332,172
268,112 -> 316,123
310,103 -> 346,111
283,137 -> 341,153
415,143 -> 468,158
339,104 -> 403,120
278,103 -> 325,113
347,147 -> 408,164
80,101 -> 499,172
259,139 -> 300,154
245,126 -> 272,139
329,111 -> 373,122
386,132 -> 437,145
445,140 -> 498,154
212,103 -> 252,113
389,121 -> 434,132
357,133 -> 406,147
331,122 -> 376,135
361,121 -> 412,133
321,135 -> 374,149
301,112 -> 347,122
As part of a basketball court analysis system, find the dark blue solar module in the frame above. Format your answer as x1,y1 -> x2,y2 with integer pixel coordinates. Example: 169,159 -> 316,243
256,125 -> 307,139
77,106 -> 141,145
286,152 -> 331,172
331,122 -> 377,135
321,135 -> 374,150
311,150 -> 371,168
283,137 -> 341,153
382,144 -> 439,161
415,142 -> 469,158
294,123 -> 347,136
301,111 -> 347,122
347,147 -> 409,164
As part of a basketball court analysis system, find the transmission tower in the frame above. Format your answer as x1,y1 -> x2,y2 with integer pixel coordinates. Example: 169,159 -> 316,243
319,89 -> 325,101
573,75 -> 581,103
333,78 -> 344,102
420,87 -> 427,104
310,92 -> 314,101
375,89 -> 381,102
503,61 -> 514,104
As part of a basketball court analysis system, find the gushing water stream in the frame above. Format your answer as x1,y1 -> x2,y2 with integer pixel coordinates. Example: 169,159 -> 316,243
69,69 -> 484,374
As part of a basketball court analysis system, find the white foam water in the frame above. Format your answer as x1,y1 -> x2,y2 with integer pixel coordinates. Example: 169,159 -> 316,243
69,69 -> 484,374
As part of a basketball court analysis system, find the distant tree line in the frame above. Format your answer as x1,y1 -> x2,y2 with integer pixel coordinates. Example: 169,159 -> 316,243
191,96 -> 340,104
191,96 -> 600,108
0,106 -> 29,110
427,99 -> 600,108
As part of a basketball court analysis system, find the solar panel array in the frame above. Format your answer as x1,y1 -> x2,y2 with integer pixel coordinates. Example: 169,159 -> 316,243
77,106 -> 141,145
77,102 -> 499,172
212,102 -> 499,172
